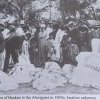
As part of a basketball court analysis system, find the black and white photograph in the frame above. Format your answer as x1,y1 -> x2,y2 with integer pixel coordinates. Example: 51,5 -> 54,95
0,0 -> 100,97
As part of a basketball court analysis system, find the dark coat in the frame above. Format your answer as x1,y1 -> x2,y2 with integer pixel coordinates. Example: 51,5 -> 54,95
0,31 -> 5,53
70,28 -> 80,45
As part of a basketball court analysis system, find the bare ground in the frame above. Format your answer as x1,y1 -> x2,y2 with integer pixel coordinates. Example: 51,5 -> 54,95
0,83 -> 100,95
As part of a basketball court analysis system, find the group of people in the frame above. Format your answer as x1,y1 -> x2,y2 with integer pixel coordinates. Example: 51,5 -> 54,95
0,19 -> 100,73
0,20 -> 31,73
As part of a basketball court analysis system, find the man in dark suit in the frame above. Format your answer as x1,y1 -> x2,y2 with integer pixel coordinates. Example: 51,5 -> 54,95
0,28 -> 5,69
3,25 -> 24,73
68,22 -> 81,51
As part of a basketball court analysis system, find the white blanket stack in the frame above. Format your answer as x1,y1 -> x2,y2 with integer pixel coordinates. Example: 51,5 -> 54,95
32,62 -> 68,90
70,52 -> 100,89
10,55 -> 35,84
0,70 -> 18,91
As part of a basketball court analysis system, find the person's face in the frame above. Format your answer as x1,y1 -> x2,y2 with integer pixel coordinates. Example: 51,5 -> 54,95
49,35 -> 53,39
68,37 -> 71,42
25,35 -> 28,40
91,28 -> 94,31
69,24 -> 74,29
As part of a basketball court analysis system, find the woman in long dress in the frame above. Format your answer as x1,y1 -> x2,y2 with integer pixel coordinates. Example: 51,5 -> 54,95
29,28 -> 40,67
38,26 -> 47,67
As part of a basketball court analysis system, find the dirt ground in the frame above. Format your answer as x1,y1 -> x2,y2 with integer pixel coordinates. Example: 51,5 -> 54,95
0,83 -> 100,95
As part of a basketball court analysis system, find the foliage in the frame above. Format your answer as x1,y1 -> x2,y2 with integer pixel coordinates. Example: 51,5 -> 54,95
59,0 -> 97,20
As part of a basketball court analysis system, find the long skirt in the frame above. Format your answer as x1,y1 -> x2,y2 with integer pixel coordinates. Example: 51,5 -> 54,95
38,38 -> 47,67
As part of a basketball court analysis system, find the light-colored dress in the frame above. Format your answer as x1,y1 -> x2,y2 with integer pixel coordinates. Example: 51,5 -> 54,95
54,29 -> 66,61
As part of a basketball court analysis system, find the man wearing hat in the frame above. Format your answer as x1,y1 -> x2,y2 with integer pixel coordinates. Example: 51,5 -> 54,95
79,25 -> 91,51
38,23 -> 47,67
22,25 -> 31,58
3,24 -> 24,73
68,22 -> 81,51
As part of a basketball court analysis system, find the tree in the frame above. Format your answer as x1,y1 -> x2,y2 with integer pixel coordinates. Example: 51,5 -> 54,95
0,0 -> 33,19
59,0 -> 97,20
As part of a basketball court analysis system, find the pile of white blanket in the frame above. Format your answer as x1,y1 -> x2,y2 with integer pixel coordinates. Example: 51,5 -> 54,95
70,52 -> 100,89
0,70 -> 18,91
2,39 -> 100,91
32,62 -> 68,90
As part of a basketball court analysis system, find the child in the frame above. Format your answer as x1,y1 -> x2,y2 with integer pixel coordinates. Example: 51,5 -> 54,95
46,33 -> 55,61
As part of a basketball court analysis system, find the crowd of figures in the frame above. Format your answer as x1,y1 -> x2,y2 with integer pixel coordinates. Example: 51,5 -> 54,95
0,19 -> 100,74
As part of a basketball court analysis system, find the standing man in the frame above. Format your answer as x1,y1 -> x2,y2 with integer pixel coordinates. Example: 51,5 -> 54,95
61,35 -> 71,66
38,24 -> 47,67
22,25 -> 31,58
68,22 -> 81,51
3,25 -> 24,73
79,25 -> 90,51
29,26 -> 40,67
0,28 -> 5,70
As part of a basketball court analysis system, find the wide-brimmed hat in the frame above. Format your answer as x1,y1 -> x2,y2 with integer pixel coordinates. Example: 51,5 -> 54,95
67,21 -> 75,26
78,25 -> 89,32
